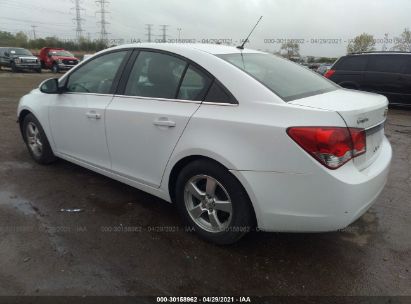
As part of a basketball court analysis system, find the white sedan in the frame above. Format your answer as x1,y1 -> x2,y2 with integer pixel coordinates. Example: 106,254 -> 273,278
17,43 -> 392,244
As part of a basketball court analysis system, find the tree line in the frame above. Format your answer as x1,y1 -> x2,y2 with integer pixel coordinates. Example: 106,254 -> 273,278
0,31 -> 108,53
347,28 -> 411,53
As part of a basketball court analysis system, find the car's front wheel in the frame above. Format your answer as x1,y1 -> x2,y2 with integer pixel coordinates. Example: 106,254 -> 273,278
11,62 -> 18,72
22,114 -> 56,164
51,63 -> 59,73
175,159 -> 254,245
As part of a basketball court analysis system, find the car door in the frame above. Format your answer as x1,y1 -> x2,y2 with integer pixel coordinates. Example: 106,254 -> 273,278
106,50 -> 212,187
333,55 -> 367,89
48,50 -> 131,169
362,55 -> 405,103
398,56 -> 411,105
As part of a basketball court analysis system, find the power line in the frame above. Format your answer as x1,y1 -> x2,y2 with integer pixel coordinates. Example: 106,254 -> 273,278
96,0 -> 110,42
145,24 -> 153,42
0,16 -> 72,27
73,0 -> 85,41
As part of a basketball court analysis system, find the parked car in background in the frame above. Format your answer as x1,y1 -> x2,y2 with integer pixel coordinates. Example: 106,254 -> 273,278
317,63 -> 332,75
0,47 -> 41,73
38,47 -> 79,73
18,44 -> 391,244
82,54 -> 94,61
325,52 -> 411,106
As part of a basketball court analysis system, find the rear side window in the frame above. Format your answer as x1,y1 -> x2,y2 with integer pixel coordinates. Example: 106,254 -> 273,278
205,81 -> 236,104
177,65 -> 212,101
125,51 -> 187,99
368,55 -> 407,73
335,56 -> 368,71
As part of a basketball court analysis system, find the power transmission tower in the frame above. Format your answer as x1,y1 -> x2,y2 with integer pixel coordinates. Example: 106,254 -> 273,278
160,25 -> 169,43
145,24 -> 153,42
31,25 -> 38,39
177,28 -> 182,41
73,0 -> 85,41
96,0 -> 110,42
382,33 -> 389,52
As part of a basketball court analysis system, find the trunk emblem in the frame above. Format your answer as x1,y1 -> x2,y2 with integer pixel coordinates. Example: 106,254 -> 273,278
357,117 -> 369,125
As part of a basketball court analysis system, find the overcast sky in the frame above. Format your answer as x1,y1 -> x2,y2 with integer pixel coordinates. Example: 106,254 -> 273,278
0,0 -> 410,56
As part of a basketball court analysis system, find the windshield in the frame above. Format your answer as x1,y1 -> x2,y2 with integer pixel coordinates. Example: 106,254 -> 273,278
50,50 -> 74,57
218,53 -> 338,101
9,48 -> 33,56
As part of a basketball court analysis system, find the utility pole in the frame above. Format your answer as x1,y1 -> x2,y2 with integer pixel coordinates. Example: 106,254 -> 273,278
145,24 -> 153,42
31,25 -> 37,39
382,33 -> 389,52
96,0 -> 110,42
73,0 -> 84,41
177,28 -> 182,42
160,25 -> 169,43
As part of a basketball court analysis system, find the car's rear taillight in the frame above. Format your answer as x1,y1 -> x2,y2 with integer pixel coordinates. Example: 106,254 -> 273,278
287,127 -> 366,169
324,69 -> 336,78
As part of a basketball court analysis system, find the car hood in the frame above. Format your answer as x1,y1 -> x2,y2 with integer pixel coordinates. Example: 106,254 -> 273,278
13,56 -> 38,60
52,56 -> 78,61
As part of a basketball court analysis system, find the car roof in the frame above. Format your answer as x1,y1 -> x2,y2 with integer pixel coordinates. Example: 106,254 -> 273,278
345,52 -> 411,56
108,43 -> 265,55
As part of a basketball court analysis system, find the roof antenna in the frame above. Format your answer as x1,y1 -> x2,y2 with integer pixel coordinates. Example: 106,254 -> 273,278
237,16 -> 263,50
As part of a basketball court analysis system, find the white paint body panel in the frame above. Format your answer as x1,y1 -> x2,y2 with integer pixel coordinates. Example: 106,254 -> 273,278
17,43 -> 392,232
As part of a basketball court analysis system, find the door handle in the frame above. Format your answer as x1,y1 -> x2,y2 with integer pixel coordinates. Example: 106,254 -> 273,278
86,111 -> 101,120
153,118 -> 176,128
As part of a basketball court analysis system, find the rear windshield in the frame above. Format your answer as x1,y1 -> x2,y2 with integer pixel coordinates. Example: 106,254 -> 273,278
218,53 -> 337,101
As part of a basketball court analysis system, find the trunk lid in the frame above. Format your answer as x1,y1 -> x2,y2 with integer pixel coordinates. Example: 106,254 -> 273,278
289,88 -> 389,171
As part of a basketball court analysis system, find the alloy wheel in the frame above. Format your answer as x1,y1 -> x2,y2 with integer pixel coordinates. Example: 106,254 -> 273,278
26,122 -> 43,157
184,175 -> 233,233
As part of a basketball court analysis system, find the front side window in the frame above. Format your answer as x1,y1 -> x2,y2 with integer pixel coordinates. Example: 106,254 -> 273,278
335,56 -> 368,71
125,51 -> 187,99
219,53 -> 337,101
66,51 -> 127,94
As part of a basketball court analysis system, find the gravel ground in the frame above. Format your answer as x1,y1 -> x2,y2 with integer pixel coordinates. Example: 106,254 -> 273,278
0,69 -> 410,297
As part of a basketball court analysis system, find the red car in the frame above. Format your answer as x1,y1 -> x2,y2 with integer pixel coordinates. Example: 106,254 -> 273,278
38,47 -> 79,73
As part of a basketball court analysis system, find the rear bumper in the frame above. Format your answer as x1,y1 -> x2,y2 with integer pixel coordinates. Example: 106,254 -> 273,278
231,136 -> 392,232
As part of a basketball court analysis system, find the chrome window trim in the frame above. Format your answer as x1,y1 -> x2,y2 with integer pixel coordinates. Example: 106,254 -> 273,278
202,101 -> 239,107
112,94 -> 239,106
64,92 -> 114,97
113,94 -> 202,104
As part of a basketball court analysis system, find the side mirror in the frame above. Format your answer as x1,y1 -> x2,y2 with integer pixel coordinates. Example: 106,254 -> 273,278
40,78 -> 62,94
47,53 -> 52,58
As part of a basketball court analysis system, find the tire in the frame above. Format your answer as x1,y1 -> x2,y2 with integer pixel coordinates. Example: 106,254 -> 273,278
51,63 -> 59,73
175,159 -> 254,245
35,68 -> 42,73
11,62 -> 18,73
22,114 -> 56,165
